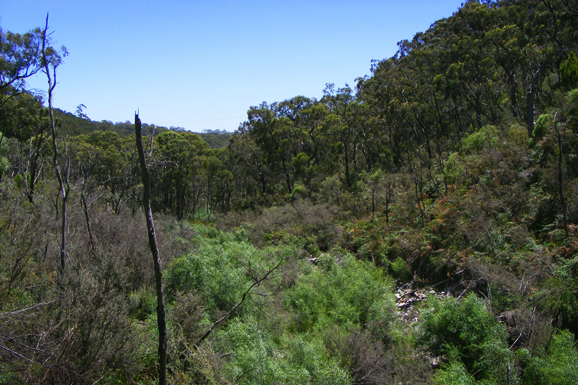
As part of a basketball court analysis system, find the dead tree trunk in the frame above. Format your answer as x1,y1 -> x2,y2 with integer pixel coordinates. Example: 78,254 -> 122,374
42,15 -> 69,304
135,113 -> 167,385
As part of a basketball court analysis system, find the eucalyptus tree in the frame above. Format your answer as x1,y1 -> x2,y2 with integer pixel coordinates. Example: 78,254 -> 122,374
153,130 -> 209,219
227,128 -> 271,206
245,97 -> 314,195
321,84 -> 358,187
0,25 -> 46,96
0,91 -> 50,202
1,23 -> 62,201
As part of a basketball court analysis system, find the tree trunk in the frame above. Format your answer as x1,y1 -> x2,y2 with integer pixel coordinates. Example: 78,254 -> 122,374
42,15 -> 69,307
554,116 -> 568,238
526,74 -> 539,136
135,113 -> 167,385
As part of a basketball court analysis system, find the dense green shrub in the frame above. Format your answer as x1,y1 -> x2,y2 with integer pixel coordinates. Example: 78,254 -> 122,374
165,226 -> 288,315
520,329 -> 578,385
433,361 -> 476,385
419,293 -> 514,383
534,255 -> 578,335
390,256 -> 412,281
461,125 -> 499,153
561,52 -> 578,90
165,226 -> 254,309
281,333 -> 352,385
213,317 -> 352,384
284,252 -> 395,332
533,114 -> 553,139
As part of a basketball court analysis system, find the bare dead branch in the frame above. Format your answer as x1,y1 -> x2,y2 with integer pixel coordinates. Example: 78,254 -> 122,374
0,301 -> 55,318
355,352 -> 384,384
0,343 -> 44,366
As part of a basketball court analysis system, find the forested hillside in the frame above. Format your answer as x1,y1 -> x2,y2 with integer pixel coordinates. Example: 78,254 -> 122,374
2,1 -> 578,384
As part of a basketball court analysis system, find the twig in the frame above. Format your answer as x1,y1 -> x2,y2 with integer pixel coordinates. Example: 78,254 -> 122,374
1,337 -> 57,362
356,353 -> 384,383
457,279 -> 479,300
0,344 -> 44,366
0,301 -> 55,318
509,332 -> 524,350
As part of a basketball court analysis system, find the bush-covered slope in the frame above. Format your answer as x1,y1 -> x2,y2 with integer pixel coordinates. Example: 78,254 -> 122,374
1,0 -> 578,383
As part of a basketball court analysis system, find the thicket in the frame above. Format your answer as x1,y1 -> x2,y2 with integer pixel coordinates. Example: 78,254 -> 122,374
2,0 -> 578,383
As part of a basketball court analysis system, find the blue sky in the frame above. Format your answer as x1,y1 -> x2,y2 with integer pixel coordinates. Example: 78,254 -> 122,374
2,0 -> 464,132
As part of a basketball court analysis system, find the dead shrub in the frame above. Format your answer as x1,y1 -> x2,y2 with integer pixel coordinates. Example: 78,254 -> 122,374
239,198 -> 343,250
324,327 -> 433,385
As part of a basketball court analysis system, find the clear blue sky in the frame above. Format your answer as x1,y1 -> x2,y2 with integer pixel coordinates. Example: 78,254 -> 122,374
2,0 -> 464,132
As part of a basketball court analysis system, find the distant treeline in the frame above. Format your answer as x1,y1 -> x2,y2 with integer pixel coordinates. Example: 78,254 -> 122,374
55,109 -> 232,149
3,0 -> 578,219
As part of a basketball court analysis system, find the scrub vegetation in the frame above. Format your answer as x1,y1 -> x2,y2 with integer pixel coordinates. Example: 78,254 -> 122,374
2,1 -> 578,383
